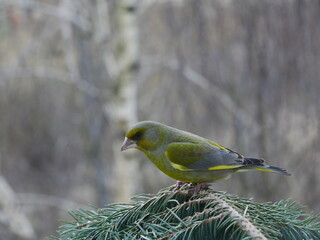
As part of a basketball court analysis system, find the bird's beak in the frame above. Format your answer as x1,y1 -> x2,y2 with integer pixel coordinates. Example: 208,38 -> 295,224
121,137 -> 138,151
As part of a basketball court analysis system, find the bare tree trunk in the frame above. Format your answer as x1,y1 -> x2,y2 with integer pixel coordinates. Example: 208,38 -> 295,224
111,0 -> 141,202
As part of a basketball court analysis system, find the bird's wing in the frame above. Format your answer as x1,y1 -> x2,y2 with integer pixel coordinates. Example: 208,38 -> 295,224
165,142 -> 243,171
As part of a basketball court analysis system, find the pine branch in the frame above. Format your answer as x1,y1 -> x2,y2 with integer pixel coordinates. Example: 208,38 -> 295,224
50,185 -> 320,240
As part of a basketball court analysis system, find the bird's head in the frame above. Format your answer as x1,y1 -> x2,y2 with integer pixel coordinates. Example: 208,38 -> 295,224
121,121 -> 165,153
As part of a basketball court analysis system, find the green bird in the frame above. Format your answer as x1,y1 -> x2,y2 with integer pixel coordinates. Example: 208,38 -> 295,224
121,121 -> 290,190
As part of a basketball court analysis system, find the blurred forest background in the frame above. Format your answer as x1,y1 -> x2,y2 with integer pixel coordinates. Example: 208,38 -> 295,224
0,0 -> 319,239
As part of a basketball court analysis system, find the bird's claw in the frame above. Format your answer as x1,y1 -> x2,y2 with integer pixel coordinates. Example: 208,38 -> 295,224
188,182 -> 210,195
173,181 -> 210,194
173,181 -> 188,191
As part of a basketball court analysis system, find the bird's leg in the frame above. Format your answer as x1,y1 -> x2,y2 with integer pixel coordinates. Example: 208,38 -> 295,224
173,181 -> 188,191
188,182 -> 210,194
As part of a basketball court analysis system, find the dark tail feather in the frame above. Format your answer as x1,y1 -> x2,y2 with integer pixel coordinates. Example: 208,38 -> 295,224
264,165 -> 291,176
243,157 -> 265,165
240,158 -> 291,176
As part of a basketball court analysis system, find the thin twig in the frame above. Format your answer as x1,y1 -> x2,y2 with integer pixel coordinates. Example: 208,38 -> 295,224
0,66 -> 103,98
140,57 -> 260,135
3,0 -> 91,31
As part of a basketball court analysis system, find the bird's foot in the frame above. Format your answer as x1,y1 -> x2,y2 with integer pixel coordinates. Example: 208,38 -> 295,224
188,182 -> 210,195
173,181 -> 188,191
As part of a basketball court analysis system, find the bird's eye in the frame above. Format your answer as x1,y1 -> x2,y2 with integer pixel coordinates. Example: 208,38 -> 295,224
131,131 -> 142,140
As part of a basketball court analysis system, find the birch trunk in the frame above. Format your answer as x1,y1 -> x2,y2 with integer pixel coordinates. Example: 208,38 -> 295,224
111,0 -> 141,202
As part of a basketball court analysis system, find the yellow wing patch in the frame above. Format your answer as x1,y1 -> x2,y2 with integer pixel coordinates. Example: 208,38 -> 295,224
170,162 -> 190,171
208,140 -> 228,151
166,150 -> 242,172
253,168 -> 275,173
171,163 -> 241,171
237,168 -> 276,173
165,151 -> 190,171
208,165 -> 242,170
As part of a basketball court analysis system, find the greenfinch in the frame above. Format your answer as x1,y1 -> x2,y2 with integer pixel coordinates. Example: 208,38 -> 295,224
121,121 -> 290,188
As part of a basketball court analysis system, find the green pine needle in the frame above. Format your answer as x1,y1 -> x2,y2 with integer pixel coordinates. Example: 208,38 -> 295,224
50,185 -> 320,240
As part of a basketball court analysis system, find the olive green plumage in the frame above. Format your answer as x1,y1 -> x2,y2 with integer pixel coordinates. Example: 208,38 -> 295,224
121,121 -> 290,183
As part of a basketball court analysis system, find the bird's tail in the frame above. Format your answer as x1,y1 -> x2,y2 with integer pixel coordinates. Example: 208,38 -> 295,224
238,158 -> 291,176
